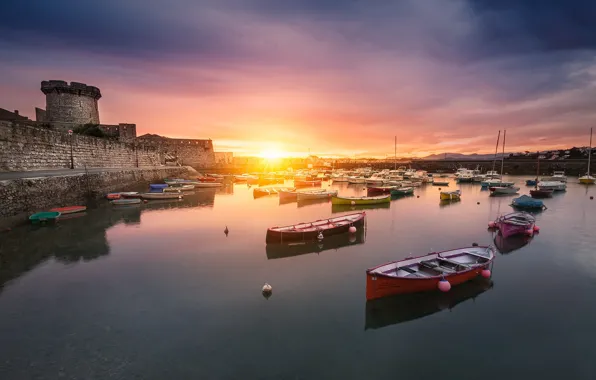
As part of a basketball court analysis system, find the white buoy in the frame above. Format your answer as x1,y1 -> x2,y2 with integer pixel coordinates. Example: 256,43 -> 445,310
351,201 -> 356,206
317,232 -> 324,240
262,283 -> 272,293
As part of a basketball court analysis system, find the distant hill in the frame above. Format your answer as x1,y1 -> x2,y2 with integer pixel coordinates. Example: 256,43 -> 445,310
420,153 -> 509,160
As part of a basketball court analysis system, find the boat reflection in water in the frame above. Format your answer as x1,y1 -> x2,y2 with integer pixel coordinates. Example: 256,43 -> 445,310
364,278 -> 493,330
331,203 -> 390,214
266,228 -> 366,260
297,198 -> 332,208
493,232 -> 533,254
439,199 -> 461,208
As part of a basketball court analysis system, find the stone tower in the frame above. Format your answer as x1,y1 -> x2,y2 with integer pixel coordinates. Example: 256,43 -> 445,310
41,80 -> 102,130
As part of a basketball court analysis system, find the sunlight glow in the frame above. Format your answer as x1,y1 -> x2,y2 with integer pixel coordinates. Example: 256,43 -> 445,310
260,149 -> 285,160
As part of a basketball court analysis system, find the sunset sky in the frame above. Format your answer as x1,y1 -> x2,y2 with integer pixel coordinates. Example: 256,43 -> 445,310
1,0 -> 596,157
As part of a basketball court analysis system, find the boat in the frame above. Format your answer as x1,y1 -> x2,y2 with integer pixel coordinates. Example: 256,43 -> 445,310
266,229 -> 365,260
253,187 -> 290,197
296,190 -> 338,201
511,195 -> 546,210
105,193 -> 121,200
111,198 -> 142,205
455,169 -> 475,183
402,168 -> 417,179
542,171 -> 567,183
49,205 -> 86,214
365,278 -> 493,329
390,187 -> 414,196
265,212 -> 366,244
194,182 -> 223,188
489,186 -> 520,195
120,192 -> 141,198
525,179 -> 538,186
440,190 -> 461,200
29,211 -> 61,224
579,128 -> 595,184
538,181 -> 566,191
331,195 -> 391,205
365,174 -> 386,185
480,130 -> 512,189
331,176 -> 350,183
432,181 -> 449,186
365,246 -> 495,300
347,177 -> 366,184
490,212 -> 536,238
278,189 -> 324,201
366,186 -> 397,195
168,184 -> 195,190
481,180 -> 515,188
141,192 -> 184,200
530,188 -> 553,198
163,188 -> 183,193
149,184 -> 169,190
294,179 -> 322,188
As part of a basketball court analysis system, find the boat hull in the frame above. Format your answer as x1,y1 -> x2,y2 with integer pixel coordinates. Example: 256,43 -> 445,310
49,206 -> 86,214
141,193 -> 183,200
440,192 -> 460,200
29,211 -> 61,224
331,195 -> 391,205
498,222 -> 533,238
530,189 -> 553,198
579,176 -> 595,184
296,191 -> 337,200
266,212 -> 366,244
294,180 -> 322,188
111,198 -> 141,205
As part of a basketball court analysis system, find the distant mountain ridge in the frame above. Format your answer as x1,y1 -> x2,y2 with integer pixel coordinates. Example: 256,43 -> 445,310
420,153 -> 509,160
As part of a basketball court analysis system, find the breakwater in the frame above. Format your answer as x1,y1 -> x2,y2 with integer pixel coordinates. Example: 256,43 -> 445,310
0,166 -> 194,228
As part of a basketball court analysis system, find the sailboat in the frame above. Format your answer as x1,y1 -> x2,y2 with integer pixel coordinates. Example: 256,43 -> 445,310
530,151 -> 553,198
485,130 -> 515,189
579,128 -> 595,184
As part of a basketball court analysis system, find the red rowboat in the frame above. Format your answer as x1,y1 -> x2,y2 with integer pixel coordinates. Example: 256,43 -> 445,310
49,205 -> 87,215
106,193 -> 121,200
530,189 -> 553,198
294,180 -> 322,188
266,212 -> 365,244
490,212 -> 536,238
366,186 -> 397,195
366,246 -> 495,300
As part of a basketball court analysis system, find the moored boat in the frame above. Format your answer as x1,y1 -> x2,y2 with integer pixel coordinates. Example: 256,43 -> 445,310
579,128 -> 594,184
254,187 -> 291,197
366,246 -> 495,300
489,186 -> 520,195
440,190 -> 461,200
511,195 -> 546,210
194,182 -> 223,188
525,179 -> 538,186
294,179 -> 322,188
366,186 -> 397,195
141,192 -> 184,200
432,181 -> 449,186
49,205 -> 86,214
29,211 -> 61,224
111,198 -> 142,205
390,187 -> 414,196
530,189 -> 553,198
331,195 -> 391,205
266,212 -> 366,244
490,212 -> 537,238
296,190 -> 338,200
538,181 -> 566,191
120,192 -> 140,198
105,193 -> 121,200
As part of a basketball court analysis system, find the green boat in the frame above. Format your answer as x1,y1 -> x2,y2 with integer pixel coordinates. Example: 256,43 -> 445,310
390,187 -> 414,196
29,211 -> 61,224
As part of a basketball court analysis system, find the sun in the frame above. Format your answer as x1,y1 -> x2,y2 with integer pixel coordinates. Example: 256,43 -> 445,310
260,149 -> 284,160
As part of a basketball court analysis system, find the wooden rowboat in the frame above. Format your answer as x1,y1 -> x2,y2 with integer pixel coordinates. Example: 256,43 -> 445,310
366,246 -> 495,300
194,182 -> 223,188
141,193 -> 184,200
296,190 -> 338,200
366,186 -> 397,195
49,206 -> 86,214
390,187 -> 414,196
432,181 -> 449,186
266,212 -> 366,244
294,180 -> 322,188
105,193 -> 121,200
440,190 -> 461,200
29,211 -> 61,224
120,192 -> 140,198
331,195 -> 391,205
530,189 -> 553,198
111,198 -> 141,205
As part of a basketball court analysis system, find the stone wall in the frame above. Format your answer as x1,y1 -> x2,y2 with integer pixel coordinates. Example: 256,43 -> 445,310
214,152 -> 234,167
41,80 -> 101,130
0,122 -> 162,171
0,166 -> 194,228
137,134 -> 215,168
98,123 -> 137,141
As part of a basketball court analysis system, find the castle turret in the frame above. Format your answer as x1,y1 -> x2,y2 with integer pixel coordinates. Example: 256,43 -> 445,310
41,80 -> 102,130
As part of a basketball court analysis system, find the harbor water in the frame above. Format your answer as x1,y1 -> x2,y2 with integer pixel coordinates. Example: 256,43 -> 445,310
1,177 -> 595,379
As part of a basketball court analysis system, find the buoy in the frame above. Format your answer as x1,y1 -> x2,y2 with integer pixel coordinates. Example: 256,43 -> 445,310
348,234 -> 356,243
317,232 -> 324,241
481,269 -> 491,278
417,195 -> 420,198
143,200 -> 148,204
488,221 -> 496,228
224,226 -> 229,236
438,188 -> 441,190
349,226 -> 357,234
533,225 -> 540,232
525,229 -> 534,236
262,283 -> 272,294
438,279 -> 451,292
472,242 -> 479,247
590,196 -> 594,200
351,201 -> 356,206
477,202 -> 480,205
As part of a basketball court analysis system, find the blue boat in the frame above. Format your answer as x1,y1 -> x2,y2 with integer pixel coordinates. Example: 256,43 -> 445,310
526,179 -> 538,186
511,195 -> 546,210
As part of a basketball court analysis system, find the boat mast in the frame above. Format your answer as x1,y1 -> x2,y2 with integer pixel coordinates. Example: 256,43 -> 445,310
500,130 -> 506,177
535,151 -> 540,190
394,135 -> 397,170
492,130 -> 501,174
588,127 -> 593,175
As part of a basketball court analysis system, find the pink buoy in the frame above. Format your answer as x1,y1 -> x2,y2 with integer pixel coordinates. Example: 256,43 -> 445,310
525,229 -> 534,236
349,226 -> 357,234
488,221 -> 496,228
438,279 -> 451,292
481,269 -> 491,278
533,225 -> 540,232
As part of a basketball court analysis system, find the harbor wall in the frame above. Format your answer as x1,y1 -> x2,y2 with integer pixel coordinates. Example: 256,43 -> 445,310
0,166 -> 194,229
0,122 -> 163,171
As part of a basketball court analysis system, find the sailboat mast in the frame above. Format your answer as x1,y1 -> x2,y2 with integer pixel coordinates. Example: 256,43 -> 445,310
394,136 -> 397,170
535,151 -> 540,190
588,127 -> 593,175
500,130 -> 506,177
492,130 -> 501,173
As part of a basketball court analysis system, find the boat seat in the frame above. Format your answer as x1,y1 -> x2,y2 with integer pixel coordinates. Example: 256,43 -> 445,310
398,266 -> 417,274
420,260 -> 454,273
438,258 -> 470,268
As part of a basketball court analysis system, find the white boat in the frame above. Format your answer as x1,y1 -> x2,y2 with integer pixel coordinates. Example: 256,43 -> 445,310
456,170 -> 475,183
194,182 -> 223,188
485,170 -> 500,179
297,190 -> 338,201
402,168 -> 417,179
141,192 -> 184,200
579,128 -> 595,184
365,174 -> 386,185
538,181 -> 566,191
490,186 -> 520,195
332,176 -> 350,182
348,177 -> 366,184
167,184 -> 195,190
542,171 -> 567,183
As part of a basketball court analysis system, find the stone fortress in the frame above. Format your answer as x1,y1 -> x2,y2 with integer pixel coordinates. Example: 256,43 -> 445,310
0,80 -> 229,171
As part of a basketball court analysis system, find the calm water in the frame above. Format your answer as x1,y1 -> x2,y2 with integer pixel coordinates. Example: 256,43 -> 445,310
1,177 -> 595,380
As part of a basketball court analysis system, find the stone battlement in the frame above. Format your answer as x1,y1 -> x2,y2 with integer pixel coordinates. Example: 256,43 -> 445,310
41,80 -> 102,100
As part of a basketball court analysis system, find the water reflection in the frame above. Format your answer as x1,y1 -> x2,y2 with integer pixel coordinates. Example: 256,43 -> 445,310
439,199 -> 461,208
297,198 -> 332,208
331,203 -> 390,213
493,232 -> 533,254
364,278 -> 494,330
266,229 -> 366,260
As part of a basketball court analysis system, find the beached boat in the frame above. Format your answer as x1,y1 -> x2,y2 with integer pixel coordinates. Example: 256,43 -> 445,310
490,186 -> 520,195
390,187 -> 414,196
296,190 -> 338,200
366,186 -> 397,195
294,179 -> 322,188
511,195 -> 546,210
141,192 -> 184,200
105,193 -> 121,200
538,181 -> 566,191
194,182 -> 223,188
265,212 -> 366,244
432,181 -> 449,186
331,195 -> 391,205
49,206 -> 86,214
111,198 -> 141,205
490,212 -> 536,238
440,190 -> 461,200
29,211 -> 61,224
120,192 -> 140,198
365,246 -> 495,300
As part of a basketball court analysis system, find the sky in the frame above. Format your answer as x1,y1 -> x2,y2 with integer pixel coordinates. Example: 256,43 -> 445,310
1,0 -> 596,158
